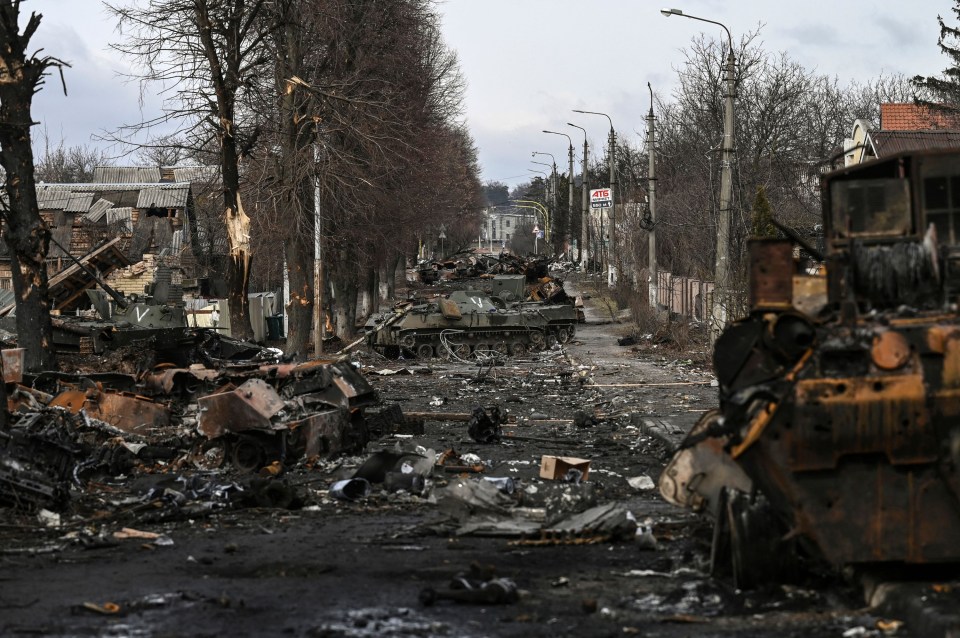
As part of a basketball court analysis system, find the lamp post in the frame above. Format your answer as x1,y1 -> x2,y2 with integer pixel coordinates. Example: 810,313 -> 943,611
573,109 -> 617,286
567,123 -> 589,266
530,160 -> 556,243
661,7 -> 736,341
543,130 -> 575,256
646,82 -> 658,310
513,198 -> 550,248
533,151 -> 559,239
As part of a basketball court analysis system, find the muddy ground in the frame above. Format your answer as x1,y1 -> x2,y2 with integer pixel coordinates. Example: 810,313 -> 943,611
0,278 -> 908,637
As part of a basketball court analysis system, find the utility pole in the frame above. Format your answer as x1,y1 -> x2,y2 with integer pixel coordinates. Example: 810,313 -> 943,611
568,123 -> 589,266
662,8 -> 736,342
543,130 -> 576,256
646,82 -> 658,310
573,109 -> 616,286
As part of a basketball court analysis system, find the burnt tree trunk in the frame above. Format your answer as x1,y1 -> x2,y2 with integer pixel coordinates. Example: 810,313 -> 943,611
0,4 -> 58,372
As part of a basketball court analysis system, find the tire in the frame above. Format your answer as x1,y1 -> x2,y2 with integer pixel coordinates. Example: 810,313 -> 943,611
416,343 -> 435,359
546,332 -> 558,348
473,343 -> 491,357
510,342 -> 527,356
557,327 -> 571,344
493,342 -> 510,355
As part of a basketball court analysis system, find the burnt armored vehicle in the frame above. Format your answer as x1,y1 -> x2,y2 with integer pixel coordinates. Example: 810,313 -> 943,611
368,290 -> 548,359
488,274 -> 580,345
659,148 -> 960,588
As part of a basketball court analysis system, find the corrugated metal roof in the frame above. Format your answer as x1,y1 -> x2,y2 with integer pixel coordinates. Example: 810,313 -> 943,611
871,131 -> 960,157
173,166 -> 220,183
64,192 -> 94,213
83,198 -> 114,223
48,212 -> 75,257
92,166 -> 161,183
0,289 -> 14,310
137,185 -> 189,209
106,207 -> 133,232
36,186 -> 73,209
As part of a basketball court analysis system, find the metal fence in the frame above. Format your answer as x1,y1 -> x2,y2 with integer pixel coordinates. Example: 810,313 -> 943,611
656,270 -> 711,320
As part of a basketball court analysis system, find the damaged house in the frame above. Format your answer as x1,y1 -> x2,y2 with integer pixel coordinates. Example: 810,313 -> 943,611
0,166 -> 233,325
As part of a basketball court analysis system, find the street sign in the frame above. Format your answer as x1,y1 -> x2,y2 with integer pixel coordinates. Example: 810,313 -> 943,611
537,230 -> 544,239
532,225 -> 539,234
590,187 -> 612,209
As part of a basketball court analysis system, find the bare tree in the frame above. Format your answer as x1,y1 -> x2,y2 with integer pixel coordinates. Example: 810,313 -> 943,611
107,0 -> 269,340
0,0 -> 66,371
34,127 -> 110,183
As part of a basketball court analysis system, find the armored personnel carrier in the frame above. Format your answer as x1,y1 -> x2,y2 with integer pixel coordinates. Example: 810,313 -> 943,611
367,290 -> 549,359
659,148 -> 960,588
49,264 -> 195,361
488,274 -> 580,345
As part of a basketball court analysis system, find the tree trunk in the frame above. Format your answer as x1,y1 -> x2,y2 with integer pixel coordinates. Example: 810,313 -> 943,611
0,6 -> 57,372
276,9 -> 314,360
330,245 -> 358,340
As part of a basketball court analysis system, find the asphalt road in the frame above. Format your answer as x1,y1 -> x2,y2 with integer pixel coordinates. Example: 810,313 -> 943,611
0,280 -> 932,637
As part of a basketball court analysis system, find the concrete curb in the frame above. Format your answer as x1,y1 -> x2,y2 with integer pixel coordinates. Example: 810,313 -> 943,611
631,415 -> 686,454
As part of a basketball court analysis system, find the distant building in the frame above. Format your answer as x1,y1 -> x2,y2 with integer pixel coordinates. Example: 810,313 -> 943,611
479,206 -> 536,251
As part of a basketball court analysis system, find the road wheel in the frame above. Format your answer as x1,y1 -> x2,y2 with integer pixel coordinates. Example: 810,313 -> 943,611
529,331 -> 545,351
400,334 -> 416,349
546,332 -> 558,348
557,327 -> 571,344
416,343 -> 435,359
449,342 -> 471,360
510,342 -> 527,356
473,343 -> 491,357
231,437 -> 265,473
493,342 -> 509,356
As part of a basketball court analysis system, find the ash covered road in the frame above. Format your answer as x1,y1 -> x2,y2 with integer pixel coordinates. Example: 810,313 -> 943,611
0,286 -> 898,638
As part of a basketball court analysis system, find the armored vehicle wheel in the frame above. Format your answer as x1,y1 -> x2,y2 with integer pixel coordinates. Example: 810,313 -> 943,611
442,341 -> 470,360
493,342 -> 509,356
400,334 -> 416,349
557,327 -> 571,344
510,342 -> 527,356
231,437 -> 265,473
416,343 -> 435,359
546,332 -> 558,348
529,331 -> 545,350
473,343 -> 492,357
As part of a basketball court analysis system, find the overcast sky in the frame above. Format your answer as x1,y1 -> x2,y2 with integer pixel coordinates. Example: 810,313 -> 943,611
25,0 -> 956,186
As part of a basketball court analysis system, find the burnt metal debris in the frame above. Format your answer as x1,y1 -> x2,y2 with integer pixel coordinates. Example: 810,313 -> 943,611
659,147 -> 960,588
0,332 -> 391,512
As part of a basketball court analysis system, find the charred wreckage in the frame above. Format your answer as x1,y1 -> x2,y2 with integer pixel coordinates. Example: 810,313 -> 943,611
660,148 -> 960,588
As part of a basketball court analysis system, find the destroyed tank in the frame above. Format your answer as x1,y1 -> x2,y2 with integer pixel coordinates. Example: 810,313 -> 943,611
658,148 -> 960,588
368,290 -> 548,359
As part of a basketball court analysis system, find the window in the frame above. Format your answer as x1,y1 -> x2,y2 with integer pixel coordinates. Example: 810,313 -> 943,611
506,219 -> 511,228
830,178 -> 911,238
921,156 -> 960,245
506,233 -> 511,240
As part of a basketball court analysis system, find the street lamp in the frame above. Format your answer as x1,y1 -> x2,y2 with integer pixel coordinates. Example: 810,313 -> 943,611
567,122 -> 590,265
661,7 -> 736,341
544,130 -> 575,257
573,108 -> 617,286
